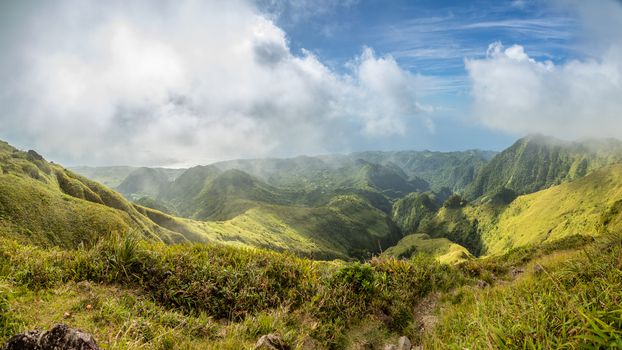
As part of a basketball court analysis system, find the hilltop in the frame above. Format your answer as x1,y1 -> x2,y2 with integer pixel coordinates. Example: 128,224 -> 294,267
2,135 -> 622,348
465,134 -> 622,201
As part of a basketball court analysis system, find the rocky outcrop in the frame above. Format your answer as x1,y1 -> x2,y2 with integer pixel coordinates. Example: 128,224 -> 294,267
254,333 -> 290,350
383,336 -> 412,350
3,324 -> 100,350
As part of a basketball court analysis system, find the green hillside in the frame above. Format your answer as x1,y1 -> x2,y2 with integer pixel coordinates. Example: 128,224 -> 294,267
69,166 -> 138,188
354,149 -> 495,192
0,140 -> 402,260
406,163 -> 622,257
381,233 -> 473,264
179,194 -> 401,260
116,167 -> 185,200
465,134 -> 622,200
391,192 -> 439,234
471,163 -> 622,255
213,150 -> 491,195
3,136 -> 622,348
0,141 -> 190,246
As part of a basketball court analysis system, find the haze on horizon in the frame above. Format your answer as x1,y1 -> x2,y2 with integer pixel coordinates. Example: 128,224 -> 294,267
1,0 -> 621,167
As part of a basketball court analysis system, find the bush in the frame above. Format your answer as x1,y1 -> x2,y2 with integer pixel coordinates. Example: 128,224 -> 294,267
0,233 -> 465,347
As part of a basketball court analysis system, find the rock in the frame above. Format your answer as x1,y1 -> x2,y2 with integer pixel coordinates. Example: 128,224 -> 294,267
383,345 -> 397,350
476,279 -> 490,288
26,150 -> 44,161
3,324 -> 100,350
63,311 -> 72,319
534,264 -> 544,274
397,336 -> 411,350
254,333 -> 290,350
509,267 -> 524,278
3,330 -> 40,350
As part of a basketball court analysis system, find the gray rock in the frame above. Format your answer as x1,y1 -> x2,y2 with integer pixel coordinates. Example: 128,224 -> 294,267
397,336 -> 412,350
476,279 -> 490,288
383,345 -> 397,350
509,266 -> 524,278
3,324 -> 100,350
534,264 -> 545,274
254,333 -> 290,350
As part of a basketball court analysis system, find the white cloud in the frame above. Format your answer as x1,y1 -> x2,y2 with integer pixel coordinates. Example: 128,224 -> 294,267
0,0 -> 426,166
466,0 -> 622,140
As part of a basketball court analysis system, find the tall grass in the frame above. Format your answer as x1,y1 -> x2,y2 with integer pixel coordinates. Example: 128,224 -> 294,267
0,232 -> 461,348
425,233 -> 622,348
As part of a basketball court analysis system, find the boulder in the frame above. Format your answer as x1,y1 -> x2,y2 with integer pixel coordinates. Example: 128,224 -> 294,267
254,333 -> 290,350
476,279 -> 490,288
397,336 -> 411,350
3,324 -> 100,350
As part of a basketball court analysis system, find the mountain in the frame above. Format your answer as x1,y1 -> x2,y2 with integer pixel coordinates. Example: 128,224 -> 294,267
0,141 -> 194,247
69,166 -> 138,188
4,136 -> 622,348
214,150 -> 493,195
465,134 -> 622,201
473,163 -> 622,255
63,135 -> 622,260
391,192 -> 440,234
153,165 -> 403,259
0,140 -> 402,260
408,163 -> 622,256
381,233 -> 473,264
352,149 -> 496,192
170,168 -> 297,221
117,167 -> 185,200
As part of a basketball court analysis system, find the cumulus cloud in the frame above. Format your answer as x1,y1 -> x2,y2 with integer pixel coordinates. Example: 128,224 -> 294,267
466,0 -> 622,140
0,0 -> 424,166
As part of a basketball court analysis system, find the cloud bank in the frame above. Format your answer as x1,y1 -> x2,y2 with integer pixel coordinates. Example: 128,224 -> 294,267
466,0 -> 622,140
0,0 -> 425,166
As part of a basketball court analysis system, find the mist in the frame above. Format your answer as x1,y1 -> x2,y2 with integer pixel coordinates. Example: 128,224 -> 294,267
0,0 -> 430,167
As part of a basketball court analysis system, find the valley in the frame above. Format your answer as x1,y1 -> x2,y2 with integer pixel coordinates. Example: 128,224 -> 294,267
2,134 -> 622,348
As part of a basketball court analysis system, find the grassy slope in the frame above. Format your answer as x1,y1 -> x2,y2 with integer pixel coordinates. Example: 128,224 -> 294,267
465,135 -> 622,200
0,234 -> 460,349
3,227 -> 617,349
0,140 -> 399,259
469,163 -> 622,255
116,167 -> 185,200
410,163 -> 622,257
177,194 -> 402,260
0,141 -> 190,246
354,150 -> 495,193
69,166 -> 137,188
391,192 -> 439,234
425,234 -> 622,348
381,233 -> 473,264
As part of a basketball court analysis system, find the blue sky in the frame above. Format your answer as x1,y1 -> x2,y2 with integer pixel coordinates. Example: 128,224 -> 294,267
0,0 -> 620,166
265,0 -> 581,151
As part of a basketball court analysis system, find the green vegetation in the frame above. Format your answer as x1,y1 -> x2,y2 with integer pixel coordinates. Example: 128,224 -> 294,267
69,166 -> 139,188
468,163 -> 622,255
0,141 -> 402,260
426,233 -> 622,348
212,151 -> 481,194
117,167 -> 185,200
381,233 -> 473,264
465,134 -> 622,200
4,136 -> 622,348
391,192 -> 439,234
0,233 -> 461,349
0,142 -> 192,247
353,150 -> 495,193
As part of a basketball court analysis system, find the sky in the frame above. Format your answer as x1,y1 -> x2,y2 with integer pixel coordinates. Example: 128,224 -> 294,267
0,0 -> 621,166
